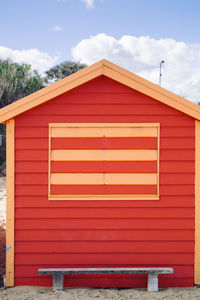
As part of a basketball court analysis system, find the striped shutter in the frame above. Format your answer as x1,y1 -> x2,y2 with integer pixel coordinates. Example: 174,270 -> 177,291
49,123 -> 160,200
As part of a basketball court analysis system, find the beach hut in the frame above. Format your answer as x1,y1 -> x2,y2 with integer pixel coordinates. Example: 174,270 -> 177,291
1,59 -> 200,288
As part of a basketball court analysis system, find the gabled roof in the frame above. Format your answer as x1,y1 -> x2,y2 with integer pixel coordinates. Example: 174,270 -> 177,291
1,59 -> 200,123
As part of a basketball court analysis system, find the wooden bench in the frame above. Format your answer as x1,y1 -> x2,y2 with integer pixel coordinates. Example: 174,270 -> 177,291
38,267 -> 174,292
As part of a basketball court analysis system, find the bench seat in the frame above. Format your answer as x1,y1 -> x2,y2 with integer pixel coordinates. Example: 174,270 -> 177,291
38,267 -> 174,292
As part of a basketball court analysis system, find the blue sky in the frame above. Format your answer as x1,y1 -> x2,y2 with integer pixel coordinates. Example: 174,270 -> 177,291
1,0 -> 200,101
1,0 -> 200,59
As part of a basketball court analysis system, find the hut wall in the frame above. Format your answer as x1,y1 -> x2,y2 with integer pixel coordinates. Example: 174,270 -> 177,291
14,76 -> 195,287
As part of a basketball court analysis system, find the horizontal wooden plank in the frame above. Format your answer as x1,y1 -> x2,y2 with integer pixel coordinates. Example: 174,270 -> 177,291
160,185 -> 194,195
16,138 -> 48,150
15,127 -> 49,138
27,104 -> 182,116
51,161 -> 157,173
160,161 -> 195,173
14,195 -> 195,208
15,149 -> 194,161
51,126 -> 158,138
15,126 -> 195,138
15,137 -> 195,150
15,115 -> 194,127
15,161 -> 194,174
16,150 -> 48,161
50,173 -> 157,185
51,149 -> 158,161
45,93 -> 158,104
15,218 -> 194,230
15,207 -> 194,219
15,184 -> 194,196
51,137 -> 158,150
161,126 -> 195,137
14,264 -> 193,279
161,138 -> 194,149
160,150 -> 194,161
14,252 -> 194,264
50,123 -> 157,128
160,174 -> 194,184
24,103 -> 182,116
15,240 -> 194,253
15,173 -> 193,185
50,185 -> 158,195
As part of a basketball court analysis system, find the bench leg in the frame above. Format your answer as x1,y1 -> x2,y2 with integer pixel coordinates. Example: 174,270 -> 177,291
147,274 -> 158,292
53,274 -> 64,291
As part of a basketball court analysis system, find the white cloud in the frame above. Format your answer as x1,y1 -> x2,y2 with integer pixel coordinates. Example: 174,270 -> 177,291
81,0 -> 95,9
71,33 -> 200,102
53,25 -> 62,32
0,46 -> 59,74
56,0 -> 99,9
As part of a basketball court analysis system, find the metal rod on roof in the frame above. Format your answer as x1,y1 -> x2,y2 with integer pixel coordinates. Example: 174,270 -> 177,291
159,60 -> 165,86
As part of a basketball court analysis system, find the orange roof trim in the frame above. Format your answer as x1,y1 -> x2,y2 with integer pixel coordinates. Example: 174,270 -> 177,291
1,59 -> 200,123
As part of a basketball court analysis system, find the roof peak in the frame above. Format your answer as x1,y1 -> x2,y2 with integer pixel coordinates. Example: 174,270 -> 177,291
0,59 -> 200,123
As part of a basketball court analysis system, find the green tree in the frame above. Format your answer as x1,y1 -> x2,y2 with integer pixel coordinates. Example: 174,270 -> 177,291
45,61 -> 87,82
0,59 -> 45,167
0,59 -> 45,108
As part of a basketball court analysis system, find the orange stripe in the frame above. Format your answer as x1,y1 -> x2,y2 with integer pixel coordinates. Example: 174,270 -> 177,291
50,123 -> 160,128
51,137 -> 157,150
51,149 -> 157,161
51,173 -> 157,185
51,126 -> 158,138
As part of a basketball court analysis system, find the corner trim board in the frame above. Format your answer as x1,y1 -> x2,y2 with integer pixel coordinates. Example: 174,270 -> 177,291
6,119 -> 15,287
195,120 -> 200,284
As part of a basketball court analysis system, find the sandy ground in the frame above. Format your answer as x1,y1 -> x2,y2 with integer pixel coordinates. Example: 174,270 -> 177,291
1,286 -> 200,300
0,177 -> 6,228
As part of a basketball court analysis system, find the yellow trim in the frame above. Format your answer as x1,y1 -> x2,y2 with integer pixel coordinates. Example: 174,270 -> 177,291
48,194 -> 159,200
195,120 -> 200,284
0,60 -> 200,122
51,173 -> 157,185
51,149 -> 158,161
6,119 -> 14,287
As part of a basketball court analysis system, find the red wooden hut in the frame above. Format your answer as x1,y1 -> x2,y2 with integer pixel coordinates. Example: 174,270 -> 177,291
1,59 -> 200,288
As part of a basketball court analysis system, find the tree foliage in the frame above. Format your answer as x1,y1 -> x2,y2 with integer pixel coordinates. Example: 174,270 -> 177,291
0,59 -> 45,109
0,59 -> 86,166
45,61 -> 87,82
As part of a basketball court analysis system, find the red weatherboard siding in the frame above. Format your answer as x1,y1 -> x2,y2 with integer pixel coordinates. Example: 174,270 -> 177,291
14,76 -> 195,287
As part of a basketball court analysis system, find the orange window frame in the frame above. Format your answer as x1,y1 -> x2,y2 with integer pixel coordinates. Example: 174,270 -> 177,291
48,123 -> 160,200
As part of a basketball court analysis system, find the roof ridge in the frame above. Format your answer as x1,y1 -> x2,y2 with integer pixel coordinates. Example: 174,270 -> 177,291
0,59 -> 200,122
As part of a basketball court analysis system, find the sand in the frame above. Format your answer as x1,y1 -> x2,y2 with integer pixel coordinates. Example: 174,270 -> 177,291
1,286 -> 200,300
